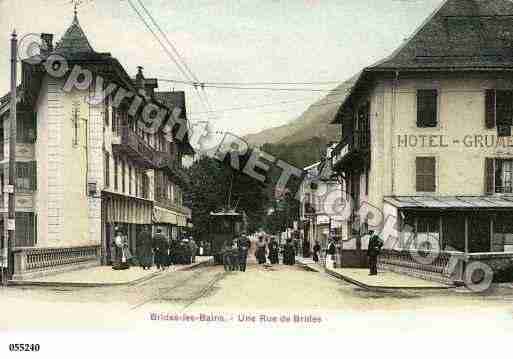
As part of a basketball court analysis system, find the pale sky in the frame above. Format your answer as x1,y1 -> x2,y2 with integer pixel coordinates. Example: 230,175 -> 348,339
0,0 -> 443,136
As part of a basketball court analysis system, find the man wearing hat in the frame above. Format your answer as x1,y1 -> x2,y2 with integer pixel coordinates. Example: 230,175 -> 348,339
237,232 -> 251,272
367,229 -> 383,276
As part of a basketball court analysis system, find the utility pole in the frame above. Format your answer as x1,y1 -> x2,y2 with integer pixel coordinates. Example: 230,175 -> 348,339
6,30 -> 17,281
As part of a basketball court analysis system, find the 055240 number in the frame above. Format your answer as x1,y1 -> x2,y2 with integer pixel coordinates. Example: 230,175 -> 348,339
9,344 -> 40,352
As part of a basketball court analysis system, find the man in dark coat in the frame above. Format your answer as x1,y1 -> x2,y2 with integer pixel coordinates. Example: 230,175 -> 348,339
137,226 -> 153,270
312,241 -> 321,263
222,240 -> 234,272
237,233 -> 251,272
268,237 -> 279,264
153,229 -> 169,270
368,230 -> 383,276
283,239 -> 296,265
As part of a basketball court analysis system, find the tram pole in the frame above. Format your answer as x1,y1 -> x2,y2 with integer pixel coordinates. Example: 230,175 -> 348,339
5,30 -> 17,283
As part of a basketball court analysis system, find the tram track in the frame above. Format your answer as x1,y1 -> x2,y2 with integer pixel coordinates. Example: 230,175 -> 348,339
130,265 -> 226,310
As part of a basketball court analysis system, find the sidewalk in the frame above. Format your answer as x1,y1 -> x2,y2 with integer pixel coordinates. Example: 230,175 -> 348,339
296,257 -> 455,290
8,256 -> 212,287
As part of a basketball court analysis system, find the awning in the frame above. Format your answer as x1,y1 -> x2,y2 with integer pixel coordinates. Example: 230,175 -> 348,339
153,206 -> 178,225
177,215 -> 187,227
104,192 -> 153,224
384,195 -> 513,210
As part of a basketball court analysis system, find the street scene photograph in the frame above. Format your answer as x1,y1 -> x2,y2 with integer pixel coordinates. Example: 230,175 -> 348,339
1,0 -> 513,356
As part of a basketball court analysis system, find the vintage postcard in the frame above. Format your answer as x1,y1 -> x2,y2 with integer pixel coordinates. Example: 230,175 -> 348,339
1,0 -> 513,357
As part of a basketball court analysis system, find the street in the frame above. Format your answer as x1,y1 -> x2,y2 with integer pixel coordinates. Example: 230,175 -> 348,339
2,262 -> 513,331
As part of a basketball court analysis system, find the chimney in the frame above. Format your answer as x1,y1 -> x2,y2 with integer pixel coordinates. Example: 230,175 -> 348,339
136,66 -> 145,87
40,33 -> 53,55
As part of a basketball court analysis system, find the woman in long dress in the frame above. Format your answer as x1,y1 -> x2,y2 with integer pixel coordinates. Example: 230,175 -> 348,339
268,238 -> 279,264
256,236 -> 267,264
137,226 -> 153,270
283,239 -> 296,265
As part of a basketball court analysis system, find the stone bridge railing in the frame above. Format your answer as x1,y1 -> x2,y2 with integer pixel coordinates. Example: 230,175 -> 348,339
378,249 -> 513,284
12,245 -> 101,280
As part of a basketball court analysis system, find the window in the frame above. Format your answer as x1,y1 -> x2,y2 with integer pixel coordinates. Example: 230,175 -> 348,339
416,157 -> 436,192
493,215 -> 513,252
15,212 -> 36,247
121,160 -> 126,193
485,158 -> 513,194
104,152 -> 110,188
128,164 -> 132,195
114,156 -> 118,191
485,89 -> 513,136
495,159 -> 513,194
417,89 -> 438,127
134,168 -> 139,197
416,216 -> 440,248
17,112 -> 37,143
104,96 -> 110,126
141,173 -> 149,199
72,104 -> 79,146
16,161 -> 37,192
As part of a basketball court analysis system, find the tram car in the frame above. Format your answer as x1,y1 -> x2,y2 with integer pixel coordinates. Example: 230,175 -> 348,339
209,209 -> 247,264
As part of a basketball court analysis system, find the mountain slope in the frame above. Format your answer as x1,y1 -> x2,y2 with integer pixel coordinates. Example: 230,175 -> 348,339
243,74 -> 357,146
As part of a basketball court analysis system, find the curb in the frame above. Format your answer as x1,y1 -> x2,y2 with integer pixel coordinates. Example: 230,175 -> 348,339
7,258 -> 212,288
325,268 -> 457,291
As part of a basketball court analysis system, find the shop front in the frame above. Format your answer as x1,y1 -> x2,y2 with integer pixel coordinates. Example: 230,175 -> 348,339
380,195 -> 513,283
102,192 -> 153,265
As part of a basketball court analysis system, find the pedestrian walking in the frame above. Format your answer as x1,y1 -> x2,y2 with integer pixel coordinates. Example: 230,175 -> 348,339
326,237 -> 336,269
268,237 -> 279,264
169,239 -> 178,265
237,232 -> 251,272
112,228 -> 131,270
189,238 -> 198,263
312,241 -> 320,263
222,240 -> 234,272
256,236 -> 267,264
367,230 -> 383,276
137,226 -> 153,270
153,229 -> 169,271
282,239 -> 296,265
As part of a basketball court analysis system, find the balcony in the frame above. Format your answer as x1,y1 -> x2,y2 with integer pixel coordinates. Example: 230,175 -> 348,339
332,129 -> 370,172
112,126 -> 154,168
304,202 -> 316,216
153,150 -> 191,187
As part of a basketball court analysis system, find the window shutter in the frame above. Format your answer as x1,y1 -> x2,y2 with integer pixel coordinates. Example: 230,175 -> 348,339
417,90 -> 437,127
416,157 -> 424,192
31,161 -> 37,190
485,89 -> 496,129
416,157 -> 436,192
485,158 -> 495,194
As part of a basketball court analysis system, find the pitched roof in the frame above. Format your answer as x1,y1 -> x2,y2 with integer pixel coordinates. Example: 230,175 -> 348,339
154,91 -> 186,114
372,0 -> 513,70
55,13 -> 94,54
333,0 -> 513,122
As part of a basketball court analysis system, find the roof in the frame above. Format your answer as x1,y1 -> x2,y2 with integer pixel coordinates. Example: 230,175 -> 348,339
384,195 -> 513,209
374,0 -> 513,70
55,13 -> 94,54
334,0 -> 513,122
154,91 -> 186,112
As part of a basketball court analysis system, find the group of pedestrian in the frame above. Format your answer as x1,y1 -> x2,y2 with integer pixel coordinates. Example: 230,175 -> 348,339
223,232 -> 251,272
254,236 -> 295,266
110,225 -> 199,271
310,230 -> 384,276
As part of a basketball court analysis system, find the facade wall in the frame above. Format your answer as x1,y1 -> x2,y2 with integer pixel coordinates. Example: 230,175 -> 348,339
363,74 -> 513,209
